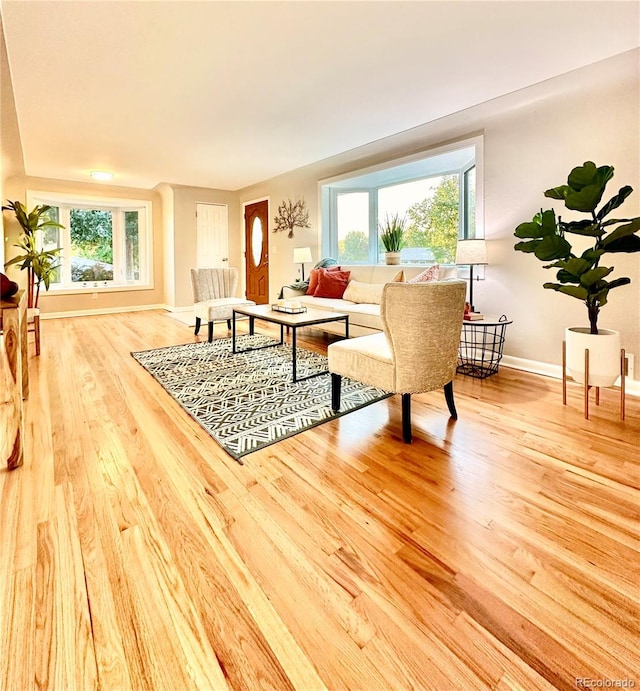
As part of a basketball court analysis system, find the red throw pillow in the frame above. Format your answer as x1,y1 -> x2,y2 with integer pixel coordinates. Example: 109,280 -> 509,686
314,270 -> 351,298
306,265 -> 341,295
1,272 -> 19,298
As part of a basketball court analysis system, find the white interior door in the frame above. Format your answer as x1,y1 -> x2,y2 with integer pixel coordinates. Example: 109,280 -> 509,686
196,203 -> 229,267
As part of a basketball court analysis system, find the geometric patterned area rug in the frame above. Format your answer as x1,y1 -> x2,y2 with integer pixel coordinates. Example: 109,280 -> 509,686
131,334 -> 391,463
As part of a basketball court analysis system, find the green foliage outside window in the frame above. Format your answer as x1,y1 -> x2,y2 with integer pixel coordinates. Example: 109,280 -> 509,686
70,209 -> 113,281
125,211 -> 140,280
338,230 -> 369,262
334,174 -> 462,264
41,205 -> 62,283
71,209 -> 113,264
404,175 -> 460,264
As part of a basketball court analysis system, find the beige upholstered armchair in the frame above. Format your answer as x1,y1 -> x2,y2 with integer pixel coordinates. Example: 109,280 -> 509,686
190,268 -> 255,342
328,280 -> 467,442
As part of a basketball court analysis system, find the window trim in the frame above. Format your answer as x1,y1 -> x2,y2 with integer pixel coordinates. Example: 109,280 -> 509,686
461,161 -> 476,241
27,190 -> 154,294
332,188 -> 374,264
319,135 -> 484,264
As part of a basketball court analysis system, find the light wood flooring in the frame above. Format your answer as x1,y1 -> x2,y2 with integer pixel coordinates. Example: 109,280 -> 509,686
1,309 -> 638,691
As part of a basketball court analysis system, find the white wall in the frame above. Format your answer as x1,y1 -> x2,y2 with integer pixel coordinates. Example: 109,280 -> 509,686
239,50 -> 640,378
481,50 -> 639,370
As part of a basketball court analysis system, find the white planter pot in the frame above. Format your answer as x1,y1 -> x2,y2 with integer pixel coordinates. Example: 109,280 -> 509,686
565,327 -> 621,387
385,252 -> 401,265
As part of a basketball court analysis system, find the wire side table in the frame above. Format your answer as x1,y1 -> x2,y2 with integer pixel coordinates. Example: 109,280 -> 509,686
457,315 -> 512,379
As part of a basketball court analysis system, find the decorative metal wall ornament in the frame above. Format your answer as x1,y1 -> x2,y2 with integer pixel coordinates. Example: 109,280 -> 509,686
273,197 -> 310,238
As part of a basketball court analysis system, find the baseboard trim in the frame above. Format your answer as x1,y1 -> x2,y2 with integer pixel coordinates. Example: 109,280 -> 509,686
42,304 -> 165,320
501,355 -> 640,397
162,305 -> 193,314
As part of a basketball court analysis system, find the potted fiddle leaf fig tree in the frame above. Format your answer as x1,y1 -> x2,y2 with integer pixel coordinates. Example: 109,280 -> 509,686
514,161 -> 640,386
379,213 -> 406,265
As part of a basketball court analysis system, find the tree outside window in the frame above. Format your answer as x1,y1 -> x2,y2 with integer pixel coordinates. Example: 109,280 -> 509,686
339,231 -> 369,262
125,211 -> 140,280
336,192 -> 369,264
323,141 -> 479,264
403,175 -> 460,264
70,209 -> 114,281
26,192 -> 151,291
41,205 -> 62,283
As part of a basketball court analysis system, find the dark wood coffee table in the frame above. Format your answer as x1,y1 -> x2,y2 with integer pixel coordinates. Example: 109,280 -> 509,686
232,304 -> 349,382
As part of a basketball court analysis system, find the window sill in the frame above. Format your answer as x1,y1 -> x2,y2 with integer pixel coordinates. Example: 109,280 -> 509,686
43,283 -> 154,297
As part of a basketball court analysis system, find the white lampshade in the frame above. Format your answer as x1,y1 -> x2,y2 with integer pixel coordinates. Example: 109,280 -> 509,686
293,247 -> 312,264
455,239 -> 488,265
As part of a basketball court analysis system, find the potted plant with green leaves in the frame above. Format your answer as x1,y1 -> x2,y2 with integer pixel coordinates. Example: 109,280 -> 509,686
379,213 -> 406,265
514,161 -> 640,386
3,200 -> 63,309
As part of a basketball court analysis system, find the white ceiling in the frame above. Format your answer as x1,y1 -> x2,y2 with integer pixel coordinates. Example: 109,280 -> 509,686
2,1 -> 639,191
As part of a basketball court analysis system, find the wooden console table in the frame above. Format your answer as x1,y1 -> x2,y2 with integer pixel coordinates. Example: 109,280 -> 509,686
1,290 -> 29,469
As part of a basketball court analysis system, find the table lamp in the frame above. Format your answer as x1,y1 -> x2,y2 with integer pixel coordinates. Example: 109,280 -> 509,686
293,247 -> 312,281
455,239 -> 488,312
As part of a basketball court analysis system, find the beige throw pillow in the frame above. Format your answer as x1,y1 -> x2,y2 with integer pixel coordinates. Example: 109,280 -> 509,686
343,280 -> 386,304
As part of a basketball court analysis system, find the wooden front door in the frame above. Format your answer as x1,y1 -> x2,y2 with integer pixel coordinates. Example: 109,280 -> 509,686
244,200 -> 269,304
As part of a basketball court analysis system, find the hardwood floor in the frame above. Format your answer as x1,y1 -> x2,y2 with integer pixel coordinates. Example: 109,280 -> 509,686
1,309 -> 638,691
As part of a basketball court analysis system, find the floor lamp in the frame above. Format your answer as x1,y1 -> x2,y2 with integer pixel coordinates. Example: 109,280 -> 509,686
455,239 -> 488,312
293,247 -> 312,281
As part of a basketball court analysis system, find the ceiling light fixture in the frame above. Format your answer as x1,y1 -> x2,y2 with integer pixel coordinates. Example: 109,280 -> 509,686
90,170 -> 113,181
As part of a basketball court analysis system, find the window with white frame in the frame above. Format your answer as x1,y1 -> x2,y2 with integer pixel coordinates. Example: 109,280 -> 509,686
321,138 -> 481,265
28,191 -> 152,292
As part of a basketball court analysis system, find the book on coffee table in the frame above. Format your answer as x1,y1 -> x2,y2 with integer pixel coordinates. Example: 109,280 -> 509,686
271,304 -> 307,314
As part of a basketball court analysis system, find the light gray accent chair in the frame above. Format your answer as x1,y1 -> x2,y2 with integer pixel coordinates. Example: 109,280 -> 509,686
328,280 -> 467,443
190,267 -> 255,342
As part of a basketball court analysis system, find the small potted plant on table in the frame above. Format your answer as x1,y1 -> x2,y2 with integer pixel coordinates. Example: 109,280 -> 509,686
379,213 -> 406,265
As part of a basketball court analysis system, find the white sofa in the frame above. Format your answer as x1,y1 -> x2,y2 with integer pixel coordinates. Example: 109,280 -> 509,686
282,264 -> 458,337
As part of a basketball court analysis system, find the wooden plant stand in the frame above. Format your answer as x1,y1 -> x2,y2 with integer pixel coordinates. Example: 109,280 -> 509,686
562,341 -> 626,420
